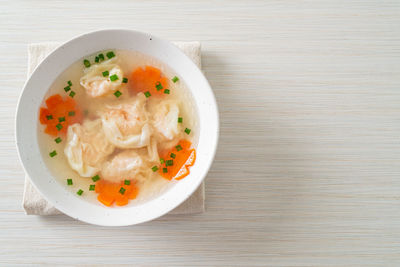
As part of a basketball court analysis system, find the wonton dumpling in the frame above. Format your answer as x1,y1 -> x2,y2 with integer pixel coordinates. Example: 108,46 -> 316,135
101,93 -> 152,148
80,59 -> 123,98
100,150 -> 150,183
64,119 -> 114,177
150,99 -> 181,141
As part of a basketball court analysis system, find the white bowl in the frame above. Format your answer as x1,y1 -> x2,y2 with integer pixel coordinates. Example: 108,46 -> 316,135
15,29 -> 219,226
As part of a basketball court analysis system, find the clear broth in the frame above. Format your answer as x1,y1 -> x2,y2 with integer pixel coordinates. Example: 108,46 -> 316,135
37,50 -> 199,205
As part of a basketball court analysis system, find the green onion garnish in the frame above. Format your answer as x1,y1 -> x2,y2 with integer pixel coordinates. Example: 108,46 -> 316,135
144,91 -> 151,98
83,59 -> 91,68
185,128 -> 191,135
92,175 -> 100,182
95,56 -> 99,63
160,158 -> 165,164
67,178 -> 73,185
109,74 -> 118,81
170,153 -> 176,159
172,76 -> 179,83
152,166 -> 159,172
155,82 -> 163,91
64,86 -> 71,92
84,110 -> 89,116
98,53 -> 104,61
122,77 -> 128,83
54,137 -> 62,144
56,123 -> 62,131
68,111 -> 75,116
163,168 -> 168,173
67,80 -> 72,86
178,117 -> 183,123
46,115 -> 53,120
69,91 -> 76,98
124,179 -> 130,185
114,90 -> 122,98
175,145 -> 183,151
58,117 -> 65,122
166,160 -> 174,166
102,70 -> 109,77
89,184 -> 95,191
164,89 -> 170,94
119,187 -> 126,195
106,51 -> 115,59
49,150 -> 57,157
77,189 -> 83,196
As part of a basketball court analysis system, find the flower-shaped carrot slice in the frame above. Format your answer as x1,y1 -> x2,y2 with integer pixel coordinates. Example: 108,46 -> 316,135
129,66 -> 169,96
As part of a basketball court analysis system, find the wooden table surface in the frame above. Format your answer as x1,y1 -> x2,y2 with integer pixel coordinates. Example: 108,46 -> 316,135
1,0 -> 400,266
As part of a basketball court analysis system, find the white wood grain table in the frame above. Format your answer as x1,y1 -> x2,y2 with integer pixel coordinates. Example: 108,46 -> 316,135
1,0 -> 400,266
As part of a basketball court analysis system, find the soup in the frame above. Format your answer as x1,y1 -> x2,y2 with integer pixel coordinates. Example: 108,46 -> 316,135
37,50 -> 198,207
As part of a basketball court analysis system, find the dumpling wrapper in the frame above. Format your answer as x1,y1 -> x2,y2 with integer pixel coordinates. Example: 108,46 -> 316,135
64,119 -> 115,177
147,138 -> 159,163
100,150 -> 151,183
80,58 -> 123,98
148,99 -> 183,152
150,99 -> 181,140
101,93 -> 152,149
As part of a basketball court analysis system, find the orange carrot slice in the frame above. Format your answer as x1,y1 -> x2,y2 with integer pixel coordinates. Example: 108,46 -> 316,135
95,179 -> 139,207
39,94 -> 83,136
159,140 -> 196,180
175,150 -> 196,180
97,194 -> 114,207
129,66 -> 169,96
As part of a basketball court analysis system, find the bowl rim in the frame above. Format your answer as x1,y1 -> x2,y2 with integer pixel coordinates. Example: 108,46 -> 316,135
15,29 -> 219,226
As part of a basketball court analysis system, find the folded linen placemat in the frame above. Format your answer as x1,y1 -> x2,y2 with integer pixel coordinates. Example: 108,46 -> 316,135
23,41 -> 205,215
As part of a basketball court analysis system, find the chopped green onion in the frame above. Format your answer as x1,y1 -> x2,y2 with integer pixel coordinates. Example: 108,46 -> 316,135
124,179 -> 130,185
46,115 -> 53,120
185,128 -> 191,135
49,150 -> 57,157
122,77 -> 128,83
67,178 -> 73,185
114,90 -> 122,98
77,189 -> 83,196
106,51 -> 115,59
152,166 -> 159,172
56,123 -> 62,131
155,82 -> 163,91
170,153 -> 176,159
163,168 -> 168,173
67,80 -> 72,86
164,89 -> 170,94
92,175 -> 100,182
68,111 -> 75,116
175,144 -> 183,151
95,56 -> 99,63
144,91 -> 151,98
172,76 -> 179,83
178,117 -> 183,123
102,70 -> 109,77
64,86 -> 71,92
166,160 -> 174,166
109,74 -> 118,81
58,117 -> 65,122
160,158 -> 165,164
89,184 -> 95,191
98,53 -> 104,61
83,59 -> 91,68
84,110 -> 89,116
69,91 -> 76,98
54,137 -> 62,144
119,187 -> 126,195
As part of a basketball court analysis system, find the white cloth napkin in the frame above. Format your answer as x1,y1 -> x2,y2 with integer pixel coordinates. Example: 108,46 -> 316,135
23,41 -> 205,215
